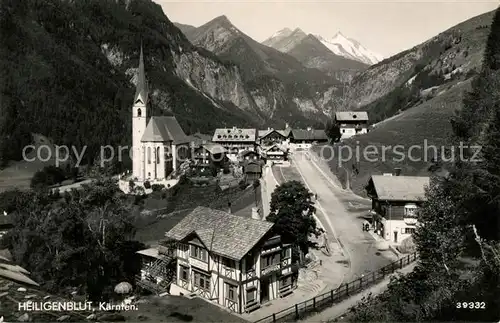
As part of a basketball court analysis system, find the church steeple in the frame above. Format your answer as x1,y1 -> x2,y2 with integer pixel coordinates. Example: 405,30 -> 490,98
134,44 -> 149,105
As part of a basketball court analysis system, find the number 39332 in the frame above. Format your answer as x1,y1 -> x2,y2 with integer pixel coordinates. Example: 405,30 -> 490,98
456,302 -> 486,309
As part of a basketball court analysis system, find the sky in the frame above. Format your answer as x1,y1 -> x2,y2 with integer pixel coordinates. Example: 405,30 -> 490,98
158,0 -> 499,58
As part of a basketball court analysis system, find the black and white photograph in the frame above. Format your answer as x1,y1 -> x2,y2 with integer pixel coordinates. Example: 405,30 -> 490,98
0,0 -> 499,322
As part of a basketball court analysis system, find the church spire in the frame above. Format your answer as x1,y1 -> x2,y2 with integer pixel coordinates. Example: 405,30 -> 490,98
134,43 -> 149,105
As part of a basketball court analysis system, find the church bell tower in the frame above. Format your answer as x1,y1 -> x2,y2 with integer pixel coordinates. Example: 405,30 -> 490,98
132,45 -> 148,180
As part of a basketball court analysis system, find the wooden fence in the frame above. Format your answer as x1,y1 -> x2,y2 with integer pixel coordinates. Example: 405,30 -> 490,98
254,252 -> 418,323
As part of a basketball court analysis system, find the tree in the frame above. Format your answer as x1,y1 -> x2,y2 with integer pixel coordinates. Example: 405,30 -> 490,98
3,179 -> 144,301
266,181 -> 321,258
30,165 -> 66,188
325,120 -> 341,143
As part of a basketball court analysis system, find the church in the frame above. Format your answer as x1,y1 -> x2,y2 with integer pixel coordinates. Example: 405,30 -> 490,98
131,46 -> 190,182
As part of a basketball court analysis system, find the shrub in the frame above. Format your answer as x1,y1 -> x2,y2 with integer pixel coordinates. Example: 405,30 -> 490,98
31,165 -> 66,188
151,184 -> 164,192
239,179 -> 248,190
143,181 -> 151,189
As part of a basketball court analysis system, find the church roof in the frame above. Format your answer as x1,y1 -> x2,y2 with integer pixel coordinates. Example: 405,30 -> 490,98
134,45 -> 149,105
141,116 -> 190,143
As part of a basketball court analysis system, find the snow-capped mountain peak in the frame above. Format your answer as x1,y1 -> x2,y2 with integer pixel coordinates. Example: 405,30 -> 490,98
270,28 -> 293,39
317,31 -> 384,65
263,28 -> 307,52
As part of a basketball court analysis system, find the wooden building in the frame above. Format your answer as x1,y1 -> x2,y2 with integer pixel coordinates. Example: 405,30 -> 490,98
262,144 -> 287,163
335,112 -> 369,140
257,129 -> 288,147
243,160 -> 263,184
192,143 -> 227,173
288,128 -> 328,149
366,175 -> 430,244
167,207 -> 295,313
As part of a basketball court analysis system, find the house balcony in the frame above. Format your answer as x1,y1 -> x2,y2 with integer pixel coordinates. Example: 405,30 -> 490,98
260,263 -> 281,277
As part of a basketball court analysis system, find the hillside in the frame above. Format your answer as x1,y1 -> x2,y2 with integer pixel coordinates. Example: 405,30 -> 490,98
346,9 -> 495,123
314,78 -> 472,196
1,0 -> 271,170
175,16 -> 345,121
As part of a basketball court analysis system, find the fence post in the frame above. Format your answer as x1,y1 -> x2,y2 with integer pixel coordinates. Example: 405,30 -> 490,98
372,271 -> 375,282
392,262 -> 395,273
331,290 -> 334,302
399,258 -> 403,268
273,314 -> 276,323
295,304 -> 299,319
359,276 -> 363,289
345,283 -> 349,296
313,297 -> 316,310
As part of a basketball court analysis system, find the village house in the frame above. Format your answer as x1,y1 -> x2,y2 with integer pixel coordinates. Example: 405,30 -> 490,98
257,128 -> 288,147
366,174 -> 430,244
288,128 -> 328,149
188,132 -> 213,149
239,150 -> 261,163
192,143 -> 227,174
164,206 -> 295,313
212,127 -> 257,161
243,160 -> 264,184
261,144 -> 288,164
335,111 -> 369,139
131,46 -> 191,182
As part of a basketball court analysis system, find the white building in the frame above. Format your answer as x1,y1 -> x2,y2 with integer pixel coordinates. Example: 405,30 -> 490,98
212,127 -> 257,161
161,206 -> 295,313
335,112 -> 369,139
131,46 -> 190,182
366,175 -> 430,244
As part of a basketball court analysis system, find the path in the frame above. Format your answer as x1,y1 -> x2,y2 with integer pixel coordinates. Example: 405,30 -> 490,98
301,262 -> 416,322
244,165 -> 347,322
289,151 -> 398,283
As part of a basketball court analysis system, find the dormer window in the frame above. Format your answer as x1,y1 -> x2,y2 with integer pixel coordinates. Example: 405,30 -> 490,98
245,135 -> 249,139
227,129 -> 231,133
218,135 -> 221,138
228,135 -> 232,139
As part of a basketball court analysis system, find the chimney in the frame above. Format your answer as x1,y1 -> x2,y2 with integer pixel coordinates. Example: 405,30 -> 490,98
251,207 -> 260,220
267,127 -> 271,130
285,122 -> 289,129
307,126 -> 312,131
394,168 -> 402,176
232,126 -> 237,131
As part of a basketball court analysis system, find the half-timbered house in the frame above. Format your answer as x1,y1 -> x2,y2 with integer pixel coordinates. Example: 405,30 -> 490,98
168,206 -> 295,313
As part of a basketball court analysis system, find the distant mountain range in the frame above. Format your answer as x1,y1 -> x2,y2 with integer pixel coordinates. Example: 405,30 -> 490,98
263,28 -> 384,65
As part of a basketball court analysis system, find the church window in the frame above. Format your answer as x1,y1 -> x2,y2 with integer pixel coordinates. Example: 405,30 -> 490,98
137,108 -> 142,117
147,147 -> 151,164
156,147 -> 160,164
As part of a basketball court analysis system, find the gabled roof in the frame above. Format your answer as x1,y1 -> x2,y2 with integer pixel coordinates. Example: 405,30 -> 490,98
258,129 -> 286,140
244,162 -> 262,173
370,175 -> 430,201
239,150 -> 259,158
280,127 -> 292,138
202,143 -> 226,155
335,111 -> 369,121
134,45 -> 149,105
290,129 -> 328,141
165,206 -> 273,260
265,144 -> 285,152
141,116 -> 190,143
213,128 -> 256,142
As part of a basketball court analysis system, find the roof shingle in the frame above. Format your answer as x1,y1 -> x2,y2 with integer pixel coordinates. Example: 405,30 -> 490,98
291,129 -> 328,141
165,206 -> 273,260
370,175 -> 430,201
141,116 -> 190,143
335,111 -> 369,121
213,128 -> 256,142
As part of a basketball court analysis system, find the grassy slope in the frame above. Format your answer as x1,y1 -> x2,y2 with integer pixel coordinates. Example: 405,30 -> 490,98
314,78 -> 472,196
348,10 -> 494,119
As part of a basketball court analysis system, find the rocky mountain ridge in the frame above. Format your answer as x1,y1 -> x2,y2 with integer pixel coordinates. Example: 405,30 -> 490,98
175,16 -> 347,122
346,9 -> 495,123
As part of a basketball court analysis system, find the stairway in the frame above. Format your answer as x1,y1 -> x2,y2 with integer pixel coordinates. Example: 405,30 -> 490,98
136,241 -> 177,295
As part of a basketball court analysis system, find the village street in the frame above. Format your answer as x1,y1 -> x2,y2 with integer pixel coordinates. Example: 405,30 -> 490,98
287,150 -> 398,284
